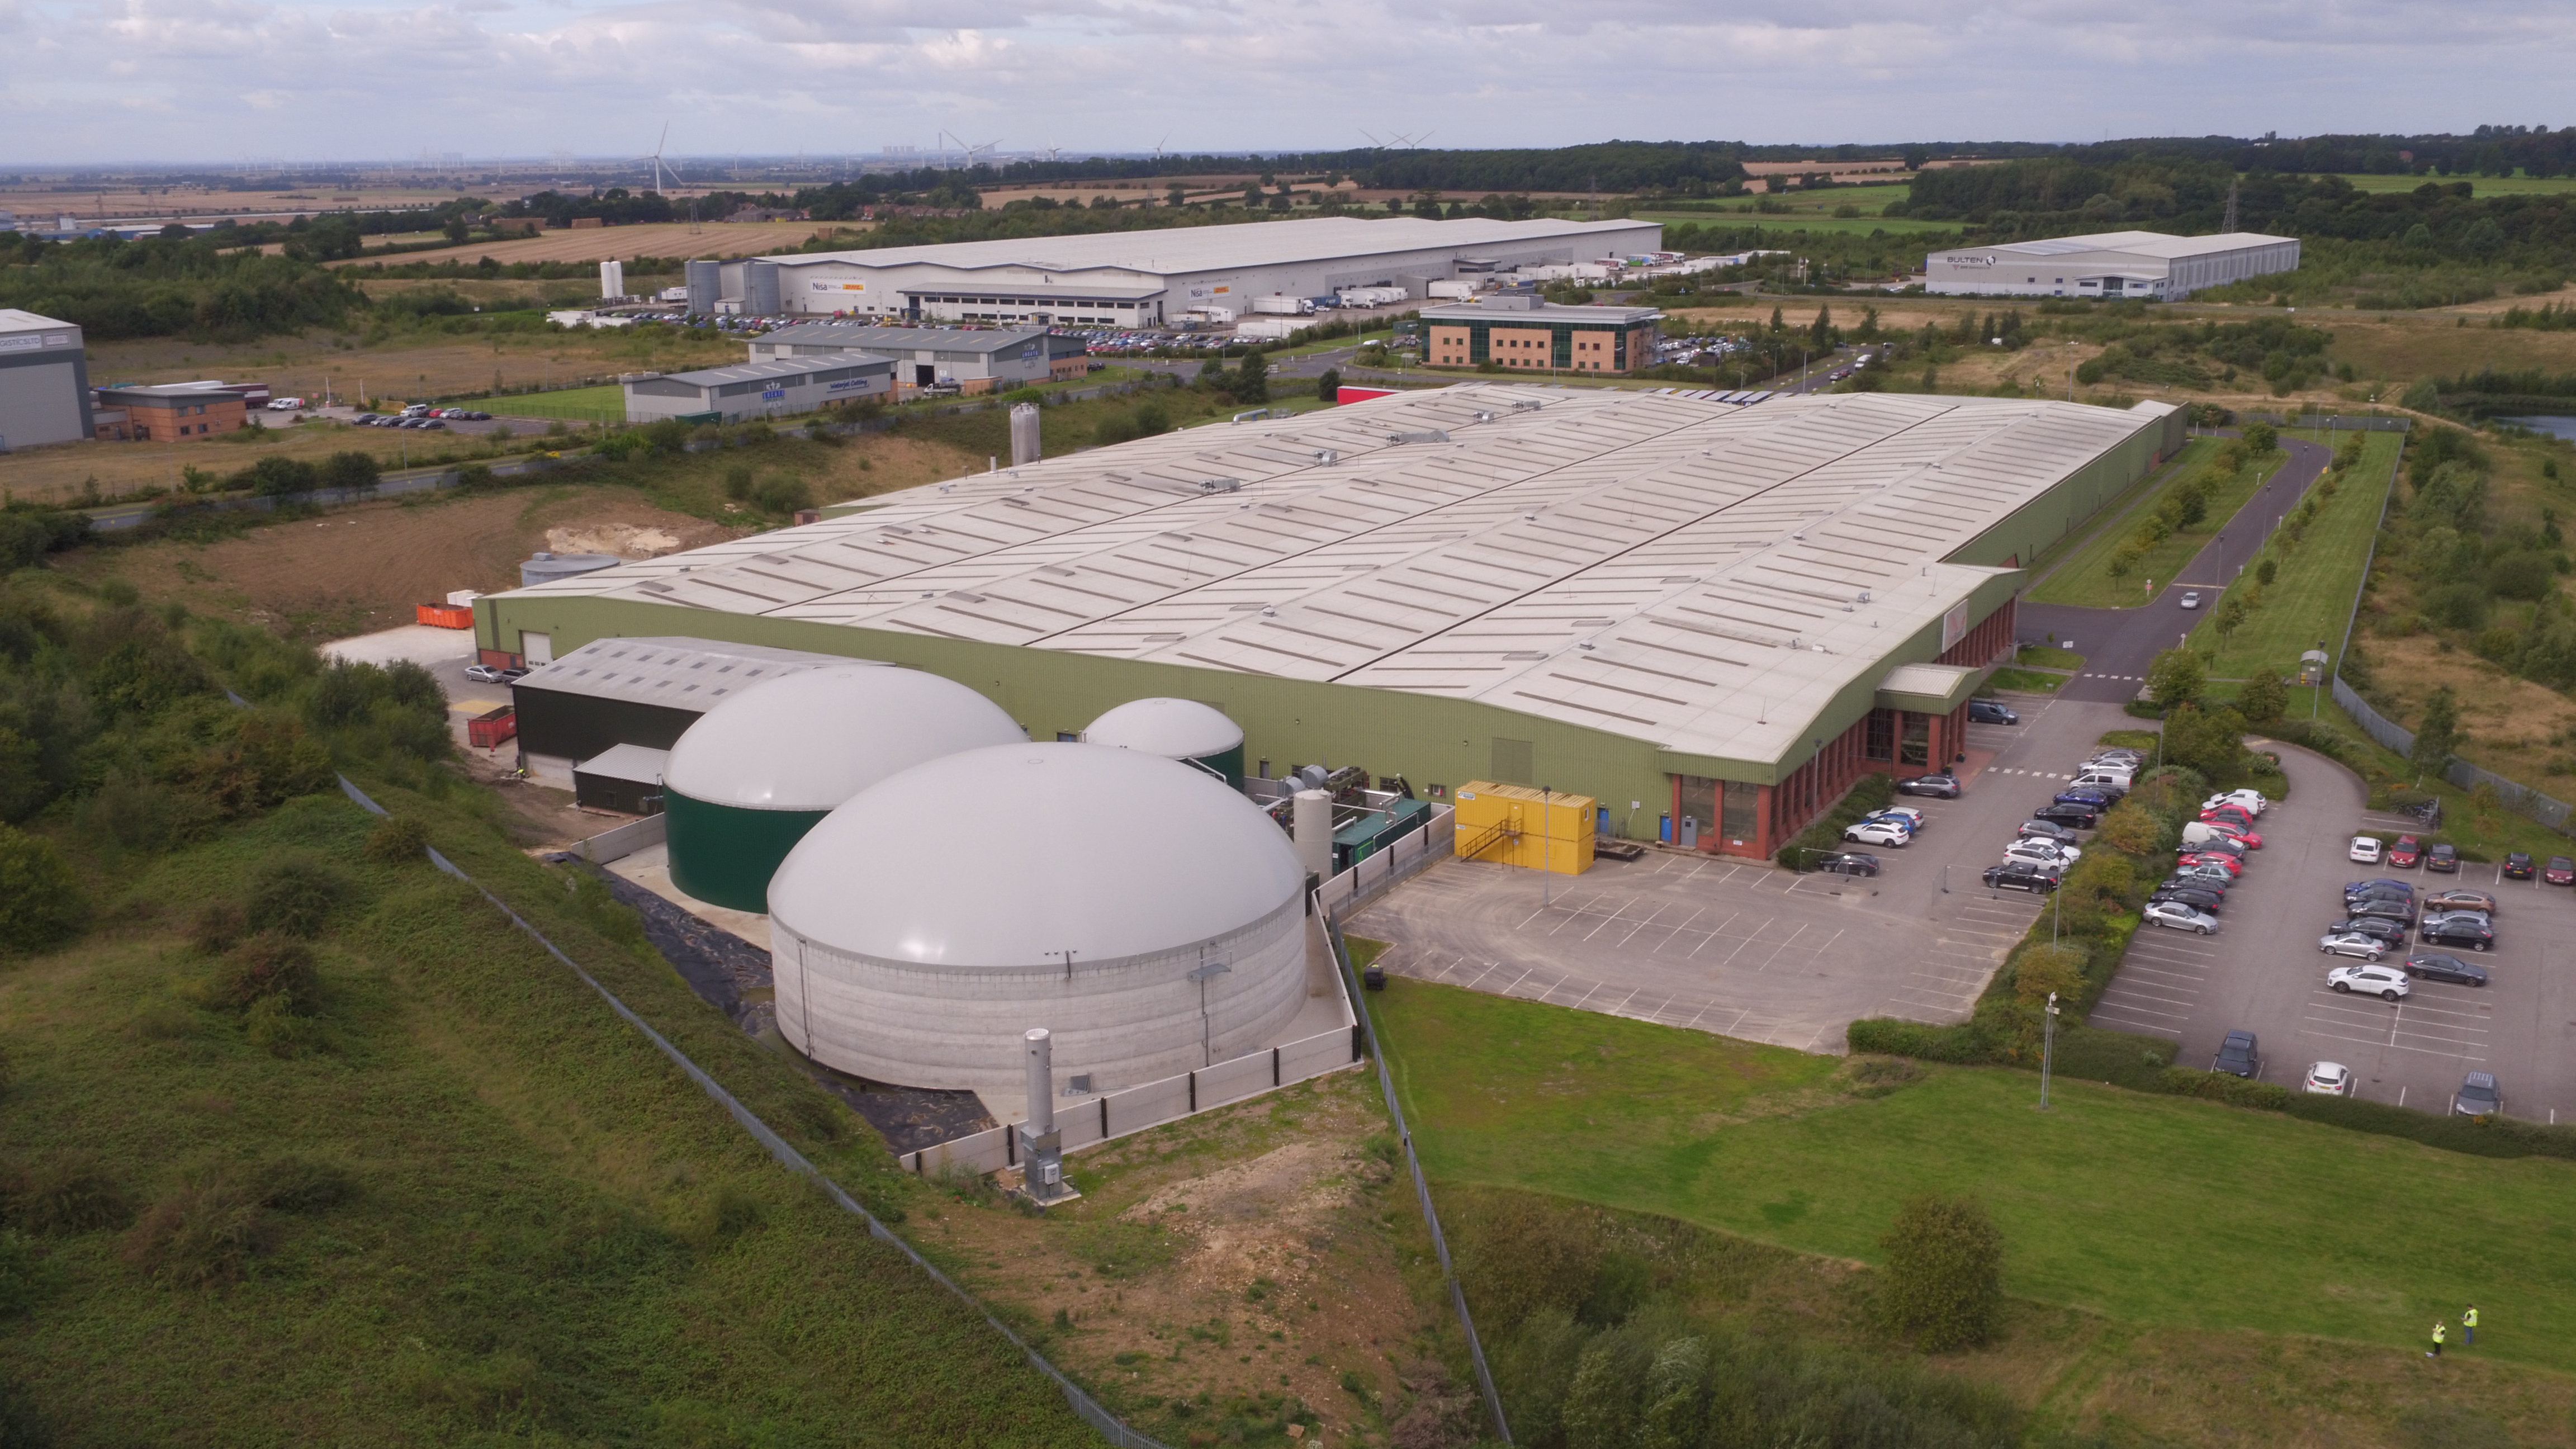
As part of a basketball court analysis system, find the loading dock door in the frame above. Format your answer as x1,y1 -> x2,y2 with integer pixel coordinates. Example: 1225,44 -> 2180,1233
915,364 -> 936,387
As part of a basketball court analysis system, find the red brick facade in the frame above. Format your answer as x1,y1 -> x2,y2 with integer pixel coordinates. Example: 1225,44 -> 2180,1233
1669,595 -> 2018,860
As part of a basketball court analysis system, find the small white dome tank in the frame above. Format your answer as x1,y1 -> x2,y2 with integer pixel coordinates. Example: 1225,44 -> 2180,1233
768,742 -> 1309,1094
661,664 -> 1025,912
1082,698 -> 1247,787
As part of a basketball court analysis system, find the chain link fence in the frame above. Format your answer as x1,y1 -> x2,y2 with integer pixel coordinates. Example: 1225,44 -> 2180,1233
1322,908 -> 1514,1444
331,772 -> 1175,1449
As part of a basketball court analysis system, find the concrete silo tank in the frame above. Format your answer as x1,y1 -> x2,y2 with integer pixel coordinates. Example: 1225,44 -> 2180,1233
1082,697 -> 1246,788
661,665 -> 1026,912
518,552 -> 622,588
766,744 -> 1309,1095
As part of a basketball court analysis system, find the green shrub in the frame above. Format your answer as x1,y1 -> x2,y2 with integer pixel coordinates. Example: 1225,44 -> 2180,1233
254,1156 -> 356,1214
0,825 -> 84,955
2045,1025 -> 2176,1090
243,993 -> 319,1056
1776,773 -> 1895,869
1455,1193 -> 1603,1336
363,815 -> 430,864
750,474 -> 812,515
1875,1193 -> 2003,1351
247,853 -> 354,937
12,1152 -> 131,1235
187,900 -> 248,954
203,933 -> 321,1013
2156,1066 -> 2293,1111
1844,1017 -> 1998,1063
121,1166 -> 268,1288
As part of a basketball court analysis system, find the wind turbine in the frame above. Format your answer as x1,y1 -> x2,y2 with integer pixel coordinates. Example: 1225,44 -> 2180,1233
641,123 -> 684,195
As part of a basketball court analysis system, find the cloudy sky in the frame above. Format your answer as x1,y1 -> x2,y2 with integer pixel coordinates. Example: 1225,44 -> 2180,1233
3,0 -> 2572,164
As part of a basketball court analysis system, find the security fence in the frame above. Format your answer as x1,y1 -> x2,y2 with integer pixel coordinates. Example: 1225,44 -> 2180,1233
329,773 -> 1176,1449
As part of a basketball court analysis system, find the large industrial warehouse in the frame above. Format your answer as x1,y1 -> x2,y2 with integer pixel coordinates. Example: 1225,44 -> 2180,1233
723,215 -> 1663,326
477,383 -> 2185,862
1924,229 -> 2300,300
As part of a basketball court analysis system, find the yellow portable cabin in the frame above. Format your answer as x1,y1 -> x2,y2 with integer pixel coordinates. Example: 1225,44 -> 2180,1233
1451,781 -> 1595,876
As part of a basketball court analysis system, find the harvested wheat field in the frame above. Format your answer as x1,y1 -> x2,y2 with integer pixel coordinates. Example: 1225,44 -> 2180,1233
59,486 -> 738,639
327,221 -> 863,270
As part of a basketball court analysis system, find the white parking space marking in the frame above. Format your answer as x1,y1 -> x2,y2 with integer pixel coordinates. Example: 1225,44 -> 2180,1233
2094,932 -> 2218,1038
2299,983 -> 2492,1061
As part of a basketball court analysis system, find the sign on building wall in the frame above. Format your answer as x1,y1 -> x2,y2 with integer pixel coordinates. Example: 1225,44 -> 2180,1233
1941,602 -> 1969,652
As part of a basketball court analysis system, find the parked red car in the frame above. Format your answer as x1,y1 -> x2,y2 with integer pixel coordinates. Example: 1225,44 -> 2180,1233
2205,822 -> 2264,849
2546,856 -> 2576,886
2199,804 -> 2257,827
2389,834 -> 2422,869
2180,852 -> 2245,877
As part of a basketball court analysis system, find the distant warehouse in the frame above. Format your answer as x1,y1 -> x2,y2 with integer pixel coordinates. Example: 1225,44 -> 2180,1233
1924,230 -> 2299,301
623,352 -> 895,425
747,324 -> 1087,394
705,215 -> 1663,328
0,310 -> 91,451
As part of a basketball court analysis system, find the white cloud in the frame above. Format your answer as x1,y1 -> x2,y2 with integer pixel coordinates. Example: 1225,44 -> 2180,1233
0,0 -> 2570,160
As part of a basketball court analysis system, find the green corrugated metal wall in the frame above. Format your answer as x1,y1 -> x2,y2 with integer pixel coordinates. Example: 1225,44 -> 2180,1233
665,789 -> 834,913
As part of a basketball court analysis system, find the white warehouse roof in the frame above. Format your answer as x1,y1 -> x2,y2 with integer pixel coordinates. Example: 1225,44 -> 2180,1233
1925,230 -> 2299,300
767,216 -> 1659,280
496,385 -> 2177,771
516,636 -> 863,708
1944,229 -> 2296,261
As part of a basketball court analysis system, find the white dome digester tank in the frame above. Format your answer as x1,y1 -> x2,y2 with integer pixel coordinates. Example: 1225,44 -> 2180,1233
765,743 -> 1309,1094
661,664 -> 1026,912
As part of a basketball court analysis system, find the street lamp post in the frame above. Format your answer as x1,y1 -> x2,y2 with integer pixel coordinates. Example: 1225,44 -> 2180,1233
2039,991 -> 2060,1110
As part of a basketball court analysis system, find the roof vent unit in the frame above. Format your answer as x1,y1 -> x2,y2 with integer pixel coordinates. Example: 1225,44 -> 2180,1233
1199,477 -> 1243,493
1388,429 -> 1451,444
1314,449 -> 1338,465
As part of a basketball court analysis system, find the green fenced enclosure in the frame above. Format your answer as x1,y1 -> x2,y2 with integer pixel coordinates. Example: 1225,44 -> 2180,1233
461,383 -> 627,424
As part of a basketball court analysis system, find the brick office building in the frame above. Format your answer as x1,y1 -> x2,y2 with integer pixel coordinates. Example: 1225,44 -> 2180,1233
1420,295 -> 1661,375
93,382 -> 254,441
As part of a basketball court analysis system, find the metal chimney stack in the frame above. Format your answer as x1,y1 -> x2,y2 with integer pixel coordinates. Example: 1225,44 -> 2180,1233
1010,402 -> 1041,466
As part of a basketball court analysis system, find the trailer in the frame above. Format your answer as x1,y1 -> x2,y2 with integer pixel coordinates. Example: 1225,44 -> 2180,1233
1426,281 -> 1478,300
1248,295 -> 1315,316
1235,316 -> 1315,341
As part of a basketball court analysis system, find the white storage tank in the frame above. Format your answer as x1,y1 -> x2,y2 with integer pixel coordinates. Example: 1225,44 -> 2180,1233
1082,698 -> 1246,787
767,744 -> 1309,1095
519,552 -> 622,587
661,664 -> 1026,912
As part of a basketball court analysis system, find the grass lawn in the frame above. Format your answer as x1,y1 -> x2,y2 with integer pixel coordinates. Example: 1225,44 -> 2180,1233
461,382 -> 626,423
1369,975 -> 2576,1370
2029,439 -> 2273,608
1985,667 -> 2064,693
2015,645 -> 2085,670
2193,429 -> 2401,678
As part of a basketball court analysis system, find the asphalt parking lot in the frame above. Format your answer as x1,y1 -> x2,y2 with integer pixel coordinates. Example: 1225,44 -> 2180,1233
2088,740 -> 2576,1124
1352,847 -> 2042,1053
1348,686 -> 2135,1053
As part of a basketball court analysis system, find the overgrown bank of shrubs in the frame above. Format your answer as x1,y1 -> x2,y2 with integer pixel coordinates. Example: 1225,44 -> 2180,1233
1452,1187 -> 2024,1449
